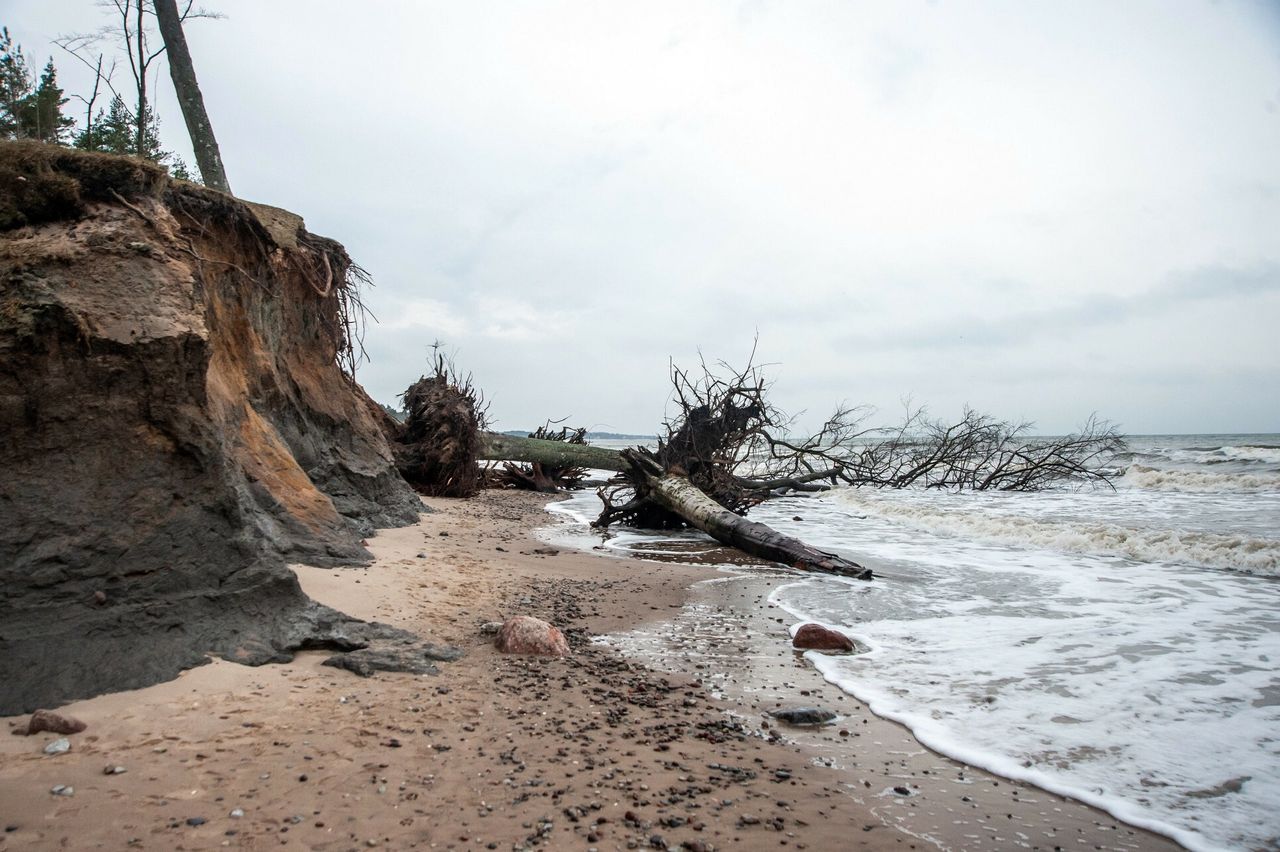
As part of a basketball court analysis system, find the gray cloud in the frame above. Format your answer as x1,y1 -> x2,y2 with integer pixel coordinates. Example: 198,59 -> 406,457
9,0 -> 1280,434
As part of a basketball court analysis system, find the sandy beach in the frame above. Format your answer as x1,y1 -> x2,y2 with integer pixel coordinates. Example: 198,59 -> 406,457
0,492 -> 1179,851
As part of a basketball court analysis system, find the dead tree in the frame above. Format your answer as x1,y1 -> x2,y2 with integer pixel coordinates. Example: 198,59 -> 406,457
479,432 -> 625,472
476,351 -> 1122,579
593,354 -> 873,580
390,348 -> 487,497
489,423 -> 591,493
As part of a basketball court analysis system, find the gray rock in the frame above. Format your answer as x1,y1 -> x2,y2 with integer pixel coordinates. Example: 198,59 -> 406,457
50,785 -> 73,797
767,706 -> 837,726
322,642 -> 463,677
103,765 -> 127,775
479,622 -> 503,635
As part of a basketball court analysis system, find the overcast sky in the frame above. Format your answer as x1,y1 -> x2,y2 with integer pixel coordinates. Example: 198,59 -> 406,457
9,1 -> 1280,434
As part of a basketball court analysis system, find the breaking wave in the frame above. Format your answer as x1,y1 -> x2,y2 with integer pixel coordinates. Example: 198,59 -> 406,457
1122,464 -> 1280,493
831,490 -> 1280,576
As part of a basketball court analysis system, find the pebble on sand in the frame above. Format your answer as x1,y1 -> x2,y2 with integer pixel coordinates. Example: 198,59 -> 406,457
43,738 -> 70,755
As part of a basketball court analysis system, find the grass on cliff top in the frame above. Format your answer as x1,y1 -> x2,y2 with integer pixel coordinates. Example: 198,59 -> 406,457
0,140 -> 168,231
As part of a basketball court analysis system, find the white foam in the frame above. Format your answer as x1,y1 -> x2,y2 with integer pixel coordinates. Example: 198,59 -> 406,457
1220,445 -> 1280,464
829,488 -> 1280,576
760,505 -> 1280,852
1122,464 -> 1280,493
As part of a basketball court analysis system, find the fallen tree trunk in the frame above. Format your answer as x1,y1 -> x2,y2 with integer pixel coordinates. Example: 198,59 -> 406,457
480,432 -> 625,472
619,453 -> 872,580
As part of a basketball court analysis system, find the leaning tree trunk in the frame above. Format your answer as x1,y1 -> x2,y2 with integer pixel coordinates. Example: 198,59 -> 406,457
154,0 -> 231,193
480,432 -> 625,472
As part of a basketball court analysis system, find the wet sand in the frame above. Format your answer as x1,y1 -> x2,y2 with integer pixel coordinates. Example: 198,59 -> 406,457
0,491 -> 1180,851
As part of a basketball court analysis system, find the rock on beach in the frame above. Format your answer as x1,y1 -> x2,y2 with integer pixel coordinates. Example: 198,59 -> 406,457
18,710 -> 87,736
792,623 -> 856,653
494,616 -> 569,656
769,706 -> 838,726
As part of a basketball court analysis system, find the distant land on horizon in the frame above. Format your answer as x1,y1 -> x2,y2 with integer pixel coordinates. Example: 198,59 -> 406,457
498,429 -> 657,441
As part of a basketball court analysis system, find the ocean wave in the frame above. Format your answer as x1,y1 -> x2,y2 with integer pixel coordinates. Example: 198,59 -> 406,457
1221,445 -> 1280,464
1122,464 -> 1280,493
831,491 -> 1279,575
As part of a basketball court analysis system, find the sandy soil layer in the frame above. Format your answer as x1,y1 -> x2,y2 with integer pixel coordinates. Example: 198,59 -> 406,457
0,491 -> 1179,851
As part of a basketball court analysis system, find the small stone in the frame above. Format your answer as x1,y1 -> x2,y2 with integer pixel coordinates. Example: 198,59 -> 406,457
479,622 -> 503,635
104,765 -> 127,775
229,808 -> 245,818
50,785 -> 74,797
186,817 -> 207,827
892,786 -> 911,796
768,707 -> 837,726
43,738 -> 71,755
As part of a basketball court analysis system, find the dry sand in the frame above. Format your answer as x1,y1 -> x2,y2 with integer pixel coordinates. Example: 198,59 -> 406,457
0,491 -> 1179,851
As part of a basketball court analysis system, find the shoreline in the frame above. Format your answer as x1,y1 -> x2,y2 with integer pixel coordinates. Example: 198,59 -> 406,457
0,491 -> 1178,850
542,494 -> 1184,851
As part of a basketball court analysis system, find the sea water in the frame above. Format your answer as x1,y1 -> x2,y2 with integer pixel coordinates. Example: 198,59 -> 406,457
547,434 -> 1280,851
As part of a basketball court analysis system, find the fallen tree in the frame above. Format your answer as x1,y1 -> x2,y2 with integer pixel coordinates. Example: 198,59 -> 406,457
489,423 -> 593,492
611,449 -> 874,579
480,351 -> 1124,580
480,431 -> 625,472
388,348 -> 487,497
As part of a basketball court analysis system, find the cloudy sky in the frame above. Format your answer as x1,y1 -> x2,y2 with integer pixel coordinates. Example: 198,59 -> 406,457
10,1 -> 1280,434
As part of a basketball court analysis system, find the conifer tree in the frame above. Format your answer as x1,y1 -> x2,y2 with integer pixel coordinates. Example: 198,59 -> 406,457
22,61 -> 75,143
75,94 -> 159,157
0,27 -> 33,138
1,30 -> 73,143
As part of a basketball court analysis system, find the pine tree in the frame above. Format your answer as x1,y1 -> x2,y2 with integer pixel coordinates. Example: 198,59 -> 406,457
1,31 -> 73,143
73,94 -> 190,180
0,27 -> 33,139
21,61 -> 74,143
75,95 -> 134,154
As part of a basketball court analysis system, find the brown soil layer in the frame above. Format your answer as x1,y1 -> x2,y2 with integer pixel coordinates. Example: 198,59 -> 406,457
0,492 -> 1179,851
0,141 -> 422,715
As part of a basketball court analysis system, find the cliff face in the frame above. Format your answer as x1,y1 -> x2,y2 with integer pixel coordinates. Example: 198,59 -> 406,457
0,142 -> 424,714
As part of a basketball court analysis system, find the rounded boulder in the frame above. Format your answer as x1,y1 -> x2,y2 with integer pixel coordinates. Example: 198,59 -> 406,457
792,623 -> 855,653
494,616 -> 569,657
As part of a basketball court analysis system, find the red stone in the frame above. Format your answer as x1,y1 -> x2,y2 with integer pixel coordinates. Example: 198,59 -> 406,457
494,616 -> 569,657
792,623 -> 855,653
